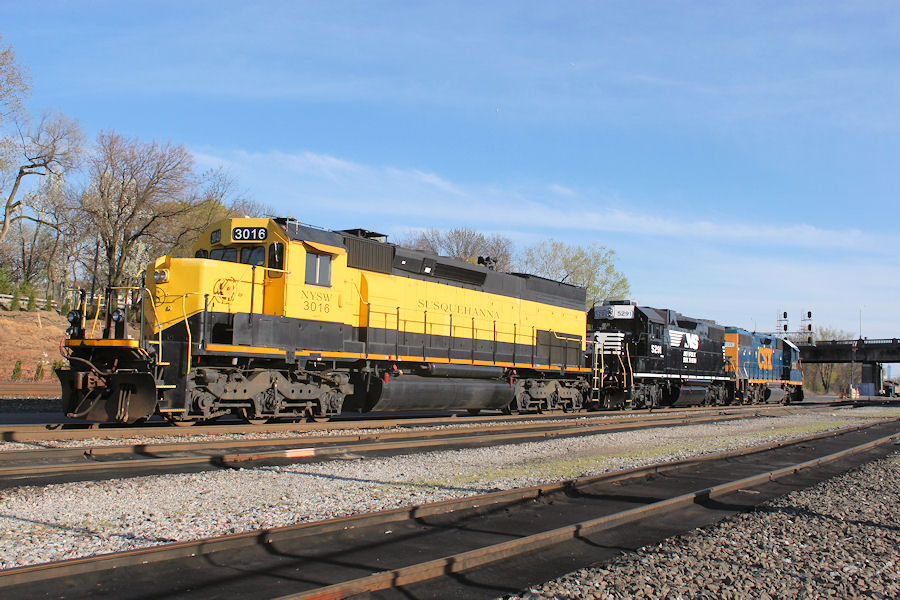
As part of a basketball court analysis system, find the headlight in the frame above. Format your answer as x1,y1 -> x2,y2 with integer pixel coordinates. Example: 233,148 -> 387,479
154,270 -> 168,283
66,310 -> 80,323
111,309 -> 125,322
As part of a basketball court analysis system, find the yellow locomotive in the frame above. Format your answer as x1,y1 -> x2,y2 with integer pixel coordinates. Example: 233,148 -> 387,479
58,217 -> 590,424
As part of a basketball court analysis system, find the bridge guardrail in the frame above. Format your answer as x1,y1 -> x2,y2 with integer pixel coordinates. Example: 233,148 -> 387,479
0,293 -> 59,311
806,338 -> 899,346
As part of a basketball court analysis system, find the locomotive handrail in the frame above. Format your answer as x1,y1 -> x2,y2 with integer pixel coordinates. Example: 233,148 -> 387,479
624,343 -> 634,392
142,288 -> 164,366
89,294 -> 103,338
617,352 -> 627,390
364,301 -> 563,366
182,294 -> 192,377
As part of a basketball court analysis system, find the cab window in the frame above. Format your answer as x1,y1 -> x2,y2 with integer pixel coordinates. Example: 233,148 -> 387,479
268,242 -> 284,277
209,247 -> 238,262
240,246 -> 266,266
305,253 -> 331,286
195,249 -> 209,259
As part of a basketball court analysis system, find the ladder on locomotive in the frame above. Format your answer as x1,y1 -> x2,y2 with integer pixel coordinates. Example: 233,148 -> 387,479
589,340 -> 604,401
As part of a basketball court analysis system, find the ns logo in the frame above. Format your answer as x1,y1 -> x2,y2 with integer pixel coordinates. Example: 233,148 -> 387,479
669,331 -> 700,350
757,348 -> 774,370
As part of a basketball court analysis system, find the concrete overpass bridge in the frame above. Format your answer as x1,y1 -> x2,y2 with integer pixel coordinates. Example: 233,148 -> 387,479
798,338 -> 900,395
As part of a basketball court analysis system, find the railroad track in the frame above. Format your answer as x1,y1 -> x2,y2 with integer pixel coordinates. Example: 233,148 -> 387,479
0,400 -> 840,443
0,406 -> 798,488
2,418 -> 897,599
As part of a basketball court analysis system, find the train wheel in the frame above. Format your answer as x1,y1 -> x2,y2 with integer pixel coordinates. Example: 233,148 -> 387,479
237,408 -> 268,426
304,408 -> 332,423
166,416 -> 197,427
466,409 -> 482,416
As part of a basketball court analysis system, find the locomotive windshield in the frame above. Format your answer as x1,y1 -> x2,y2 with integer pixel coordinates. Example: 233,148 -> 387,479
239,246 -> 266,266
209,247 -> 238,262
196,245 -> 269,267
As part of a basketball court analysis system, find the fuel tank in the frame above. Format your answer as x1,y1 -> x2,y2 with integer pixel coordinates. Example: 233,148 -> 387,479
364,375 -> 514,412
766,385 -> 787,404
668,384 -> 709,407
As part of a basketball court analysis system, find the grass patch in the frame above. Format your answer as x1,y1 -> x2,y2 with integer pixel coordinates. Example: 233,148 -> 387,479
410,454 -> 617,488
405,419 -> 866,490
842,409 -> 900,419
747,420 -> 853,438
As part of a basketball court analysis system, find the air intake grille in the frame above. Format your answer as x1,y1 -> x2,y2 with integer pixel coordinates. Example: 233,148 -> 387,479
346,237 -> 393,273
432,262 -> 487,286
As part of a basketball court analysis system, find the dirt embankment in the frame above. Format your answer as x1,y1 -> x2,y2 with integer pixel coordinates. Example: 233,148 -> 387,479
0,311 -> 68,380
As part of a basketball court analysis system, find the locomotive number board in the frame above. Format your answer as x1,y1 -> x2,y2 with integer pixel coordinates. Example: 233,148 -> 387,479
232,227 -> 268,242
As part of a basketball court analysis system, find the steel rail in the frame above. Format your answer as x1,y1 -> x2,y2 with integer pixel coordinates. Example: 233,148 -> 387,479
0,409 -> 786,483
0,402 -> 811,443
0,417 -> 897,591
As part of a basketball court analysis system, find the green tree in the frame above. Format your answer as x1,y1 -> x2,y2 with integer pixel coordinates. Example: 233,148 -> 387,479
9,284 -> 20,310
0,263 -> 11,294
25,283 -> 36,311
520,239 -> 629,307
10,359 -> 22,380
34,361 -> 44,381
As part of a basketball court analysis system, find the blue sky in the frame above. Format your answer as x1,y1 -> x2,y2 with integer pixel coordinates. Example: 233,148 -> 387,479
2,1 -> 898,339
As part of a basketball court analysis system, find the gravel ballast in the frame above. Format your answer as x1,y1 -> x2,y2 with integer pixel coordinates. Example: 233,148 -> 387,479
503,451 -> 900,600
0,407 -> 897,571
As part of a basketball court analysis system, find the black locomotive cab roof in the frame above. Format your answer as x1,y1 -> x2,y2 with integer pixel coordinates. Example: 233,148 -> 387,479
594,300 -> 725,335
270,217 -> 586,311
638,306 -> 666,324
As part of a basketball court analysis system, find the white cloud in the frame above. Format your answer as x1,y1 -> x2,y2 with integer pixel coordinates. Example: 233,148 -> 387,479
193,147 -> 886,253
191,146 -> 898,337
548,184 -> 576,197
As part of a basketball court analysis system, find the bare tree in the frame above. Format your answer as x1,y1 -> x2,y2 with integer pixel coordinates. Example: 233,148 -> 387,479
520,239 -> 629,307
79,131 -> 198,288
399,227 -> 514,271
160,167 -> 269,257
28,174 -> 80,300
1,111 -> 83,244
0,34 -> 28,124
801,326 -> 855,394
